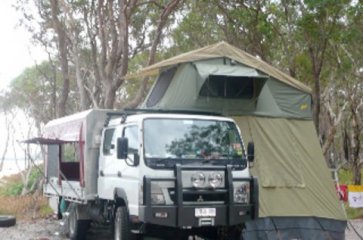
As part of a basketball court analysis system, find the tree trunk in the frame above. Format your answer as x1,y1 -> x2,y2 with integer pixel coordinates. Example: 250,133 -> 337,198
350,101 -> 362,185
51,0 -> 70,117
312,74 -> 321,135
0,112 -> 11,172
353,166 -> 362,185
74,49 -> 90,110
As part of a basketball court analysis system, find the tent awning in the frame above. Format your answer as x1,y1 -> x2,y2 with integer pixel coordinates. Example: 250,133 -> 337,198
193,61 -> 269,80
22,137 -> 75,145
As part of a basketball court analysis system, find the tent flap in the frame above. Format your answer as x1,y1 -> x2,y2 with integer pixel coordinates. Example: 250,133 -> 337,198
193,60 -> 267,80
234,116 -> 346,220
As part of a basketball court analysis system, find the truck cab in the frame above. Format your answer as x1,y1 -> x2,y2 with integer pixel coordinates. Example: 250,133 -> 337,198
98,112 -> 258,239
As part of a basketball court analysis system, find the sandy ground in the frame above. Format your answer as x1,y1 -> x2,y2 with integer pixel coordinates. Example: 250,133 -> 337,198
346,219 -> 363,240
0,218 -> 66,240
0,218 -> 362,240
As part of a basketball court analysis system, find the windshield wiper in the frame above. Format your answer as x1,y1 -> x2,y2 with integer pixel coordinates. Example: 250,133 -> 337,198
201,159 -> 219,165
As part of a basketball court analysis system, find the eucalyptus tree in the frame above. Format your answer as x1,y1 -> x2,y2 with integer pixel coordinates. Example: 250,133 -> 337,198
16,0 -> 183,113
7,61 -> 78,125
335,2 -> 363,184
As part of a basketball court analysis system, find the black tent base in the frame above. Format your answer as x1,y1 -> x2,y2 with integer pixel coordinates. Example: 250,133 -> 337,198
242,217 -> 347,240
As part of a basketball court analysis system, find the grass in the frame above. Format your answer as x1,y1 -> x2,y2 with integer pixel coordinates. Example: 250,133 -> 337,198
344,202 -> 363,219
338,168 -> 363,219
0,195 -> 53,220
338,168 -> 363,185
0,167 -> 54,220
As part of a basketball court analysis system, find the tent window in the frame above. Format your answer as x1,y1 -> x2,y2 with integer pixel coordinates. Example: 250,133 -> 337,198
199,75 -> 254,99
61,143 -> 80,162
146,67 -> 177,107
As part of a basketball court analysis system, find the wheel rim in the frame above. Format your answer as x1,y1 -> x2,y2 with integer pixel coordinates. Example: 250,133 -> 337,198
69,211 -> 76,237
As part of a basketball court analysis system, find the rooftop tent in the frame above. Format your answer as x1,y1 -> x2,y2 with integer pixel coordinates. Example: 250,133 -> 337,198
132,42 -> 347,239
138,45 -> 312,119
143,58 -> 268,115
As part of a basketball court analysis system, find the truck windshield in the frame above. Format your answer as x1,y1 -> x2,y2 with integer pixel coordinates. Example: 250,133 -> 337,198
143,118 -> 246,168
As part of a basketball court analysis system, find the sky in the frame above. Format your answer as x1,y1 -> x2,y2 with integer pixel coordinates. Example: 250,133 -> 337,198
0,0 -> 46,91
0,1 -> 46,160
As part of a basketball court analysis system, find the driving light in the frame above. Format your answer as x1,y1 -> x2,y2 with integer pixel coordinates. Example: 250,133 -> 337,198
233,182 -> 250,204
191,172 -> 206,188
208,172 -> 223,188
151,183 -> 166,205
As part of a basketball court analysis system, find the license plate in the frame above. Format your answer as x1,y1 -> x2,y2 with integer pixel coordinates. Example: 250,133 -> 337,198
195,208 -> 216,217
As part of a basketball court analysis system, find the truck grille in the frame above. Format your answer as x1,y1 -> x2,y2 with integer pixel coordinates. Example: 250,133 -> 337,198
168,188 -> 227,204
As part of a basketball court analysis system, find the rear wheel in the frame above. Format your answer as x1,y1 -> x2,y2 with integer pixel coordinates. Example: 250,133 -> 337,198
67,207 -> 90,240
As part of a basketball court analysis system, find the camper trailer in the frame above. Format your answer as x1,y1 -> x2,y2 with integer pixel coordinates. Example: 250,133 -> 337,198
34,109 -> 258,240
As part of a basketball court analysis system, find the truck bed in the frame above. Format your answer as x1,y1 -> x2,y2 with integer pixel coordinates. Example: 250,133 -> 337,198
44,177 -> 86,204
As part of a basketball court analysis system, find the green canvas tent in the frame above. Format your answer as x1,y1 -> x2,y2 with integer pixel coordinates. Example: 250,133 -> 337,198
131,42 -> 347,239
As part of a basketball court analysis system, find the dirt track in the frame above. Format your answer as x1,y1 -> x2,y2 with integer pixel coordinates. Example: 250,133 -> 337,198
0,218 -> 362,240
0,218 -> 65,240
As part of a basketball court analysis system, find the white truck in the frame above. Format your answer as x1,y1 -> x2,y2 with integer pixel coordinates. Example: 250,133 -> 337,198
30,109 -> 258,240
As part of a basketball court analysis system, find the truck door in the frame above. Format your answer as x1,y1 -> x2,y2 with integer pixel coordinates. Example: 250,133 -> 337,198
98,127 -> 119,199
98,125 -> 140,216
119,124 -> 140,215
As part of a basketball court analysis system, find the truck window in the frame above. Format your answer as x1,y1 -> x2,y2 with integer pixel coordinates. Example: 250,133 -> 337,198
103,128 -> 116,155
144,119 -> 245,161
123,125 -> 138,154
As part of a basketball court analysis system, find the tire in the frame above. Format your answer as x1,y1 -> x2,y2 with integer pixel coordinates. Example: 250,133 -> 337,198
67,207 -> 89,240
0,215 -> 16,227
174,234 -> 189,240
114,206 -> 131,240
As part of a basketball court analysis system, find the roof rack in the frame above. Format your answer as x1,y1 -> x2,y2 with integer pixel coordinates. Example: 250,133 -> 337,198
122,108 -> 222,116
104,111 -> 127,127
104,108 -> 222,126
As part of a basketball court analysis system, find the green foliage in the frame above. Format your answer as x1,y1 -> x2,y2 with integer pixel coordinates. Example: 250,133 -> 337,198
28,167 -> 43,188
170,1 -> 225,53
345,202 -> 363,219
0,167 -> 44,196
339,169 -> 363,185
1,182 -> 23,196
39,203 -> 54,217
7,62 -> 57,123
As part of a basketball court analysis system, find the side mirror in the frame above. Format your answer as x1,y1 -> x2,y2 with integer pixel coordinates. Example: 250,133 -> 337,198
247,142 -> 255,162
117,137 -> 128,159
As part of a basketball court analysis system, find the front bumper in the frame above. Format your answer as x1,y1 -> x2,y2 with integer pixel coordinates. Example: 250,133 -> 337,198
139,204 -> 254,227
139,165 -> 258,228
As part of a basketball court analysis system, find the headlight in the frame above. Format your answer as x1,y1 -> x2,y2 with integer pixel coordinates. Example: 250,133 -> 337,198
208,172 -> 223,188
151,183 -> 165,205
191,172 -> 206,188
234,182 -> 250,204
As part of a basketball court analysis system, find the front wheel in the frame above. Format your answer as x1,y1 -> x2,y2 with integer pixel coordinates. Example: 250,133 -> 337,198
114,206 -> 132,240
